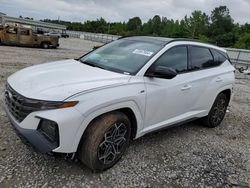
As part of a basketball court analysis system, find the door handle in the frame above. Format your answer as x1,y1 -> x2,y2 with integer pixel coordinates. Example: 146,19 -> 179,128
181,84 -> 192,91
216,77 -> 223,82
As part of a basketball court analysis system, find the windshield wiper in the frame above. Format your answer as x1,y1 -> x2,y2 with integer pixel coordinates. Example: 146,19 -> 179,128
79,59 -> 106,70
79,59 -> 132,75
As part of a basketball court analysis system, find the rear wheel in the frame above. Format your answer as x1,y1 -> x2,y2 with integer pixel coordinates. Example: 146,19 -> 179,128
79,112 -> 131,171
202,93 -> 229,128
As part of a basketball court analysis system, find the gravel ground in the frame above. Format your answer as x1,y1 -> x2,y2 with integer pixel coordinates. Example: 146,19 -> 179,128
0,38 -> 250,188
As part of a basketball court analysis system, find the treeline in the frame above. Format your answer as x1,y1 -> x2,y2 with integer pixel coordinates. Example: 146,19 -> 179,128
42,6 -> 250,49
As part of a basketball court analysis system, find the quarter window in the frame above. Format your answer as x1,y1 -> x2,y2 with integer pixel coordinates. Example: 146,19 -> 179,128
152,46 -> 188,73
190,46 -> 214,70
211,49 -> 227,65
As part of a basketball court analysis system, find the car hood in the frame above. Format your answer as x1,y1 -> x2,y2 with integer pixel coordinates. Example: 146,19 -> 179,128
7,59 -> 131,101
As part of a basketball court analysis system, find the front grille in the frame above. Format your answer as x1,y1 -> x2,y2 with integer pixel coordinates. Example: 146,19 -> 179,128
4,84 -> 44,122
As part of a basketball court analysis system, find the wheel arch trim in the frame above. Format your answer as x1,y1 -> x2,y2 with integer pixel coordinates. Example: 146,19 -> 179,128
208,84 -> 233,113
70,101 -> 143,152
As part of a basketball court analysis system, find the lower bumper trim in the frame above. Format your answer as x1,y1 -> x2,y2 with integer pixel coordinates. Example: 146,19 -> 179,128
4,103 -> 58,153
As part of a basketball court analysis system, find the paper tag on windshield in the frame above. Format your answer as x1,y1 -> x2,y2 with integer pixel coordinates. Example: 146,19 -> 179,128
133,49 -> 153,57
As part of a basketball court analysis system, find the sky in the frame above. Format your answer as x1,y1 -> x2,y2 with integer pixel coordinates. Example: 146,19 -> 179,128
0,0 -> 250,24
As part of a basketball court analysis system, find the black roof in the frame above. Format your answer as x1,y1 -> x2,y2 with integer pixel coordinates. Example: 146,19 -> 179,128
122,36 -> 172,45
121,36 -> 216,47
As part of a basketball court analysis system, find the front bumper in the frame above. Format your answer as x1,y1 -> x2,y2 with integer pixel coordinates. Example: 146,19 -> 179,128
49,44 -> 59,48
4,103 -> 57,153
3,102 -> 85,154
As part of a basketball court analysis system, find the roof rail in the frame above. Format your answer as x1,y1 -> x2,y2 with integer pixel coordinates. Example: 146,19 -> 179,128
167,38 -> 217,47
117,35 -> 136,40
117,35 -> 218,48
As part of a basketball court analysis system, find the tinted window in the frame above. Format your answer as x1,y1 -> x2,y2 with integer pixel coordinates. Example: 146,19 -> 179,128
20,29 -> 30,36
190,46 -> 214,69
211,49 -> 227,65
152,46 -> 188,73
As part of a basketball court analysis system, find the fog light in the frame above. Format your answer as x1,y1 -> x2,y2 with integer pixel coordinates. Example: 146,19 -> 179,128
37,119 -> 59,146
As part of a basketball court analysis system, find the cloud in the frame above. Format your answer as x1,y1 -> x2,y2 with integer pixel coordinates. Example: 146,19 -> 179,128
0,0 -> 249,24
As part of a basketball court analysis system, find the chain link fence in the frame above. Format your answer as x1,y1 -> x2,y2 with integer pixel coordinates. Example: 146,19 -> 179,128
226,48 -> 250,65
66,30 -> 120,43
226,48 -> 250,72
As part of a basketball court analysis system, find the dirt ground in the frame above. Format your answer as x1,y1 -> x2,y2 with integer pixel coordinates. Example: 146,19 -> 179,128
0,38 -> 250,188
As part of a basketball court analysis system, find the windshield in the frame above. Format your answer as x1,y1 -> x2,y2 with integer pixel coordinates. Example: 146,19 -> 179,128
79,38 -> 163,75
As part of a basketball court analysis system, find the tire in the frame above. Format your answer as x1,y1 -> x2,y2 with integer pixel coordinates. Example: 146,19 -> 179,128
42,43 -> 49,49
202,93 -> 229,128
79,111 -> 131,171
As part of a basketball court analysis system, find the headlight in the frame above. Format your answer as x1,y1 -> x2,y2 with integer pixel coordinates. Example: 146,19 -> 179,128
56,101 -> 79,108
40,101 -> 78,110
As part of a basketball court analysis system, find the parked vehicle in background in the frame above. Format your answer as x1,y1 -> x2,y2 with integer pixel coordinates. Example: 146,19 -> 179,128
0,25 -> 59,48
36,28 -> 45,35
61,32 -> 69,38
44,31 -> 69,38
44,32 -> 61,38
4,36 -> 235,171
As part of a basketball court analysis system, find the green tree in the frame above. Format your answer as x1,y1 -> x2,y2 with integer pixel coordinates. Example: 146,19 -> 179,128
235,33 -> 250,49
210,6 -> 234,35
41,6 -> 250,49
109,22 -> 126,35
184,10 -> 209,38
238,23 -> 250,35
141,19 -> 153,35
209,6 -> 236,46
161,19 -> 182,38
152,15 -> 161,35
127,17 -> 142,34
215,32 -> 237,47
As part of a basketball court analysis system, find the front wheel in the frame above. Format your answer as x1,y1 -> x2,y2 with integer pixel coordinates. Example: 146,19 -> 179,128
79,112 -> 131,171
41,43 -> 49,49
202,93 -> 229,128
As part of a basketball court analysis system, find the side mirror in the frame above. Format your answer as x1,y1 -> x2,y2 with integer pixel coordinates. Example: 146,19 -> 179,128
145,66 -> 177,79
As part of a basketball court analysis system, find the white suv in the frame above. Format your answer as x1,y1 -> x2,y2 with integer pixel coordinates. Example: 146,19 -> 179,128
4,36 -> 235,171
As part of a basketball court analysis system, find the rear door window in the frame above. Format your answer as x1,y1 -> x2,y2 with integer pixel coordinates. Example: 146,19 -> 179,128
190,46 -> 214,70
